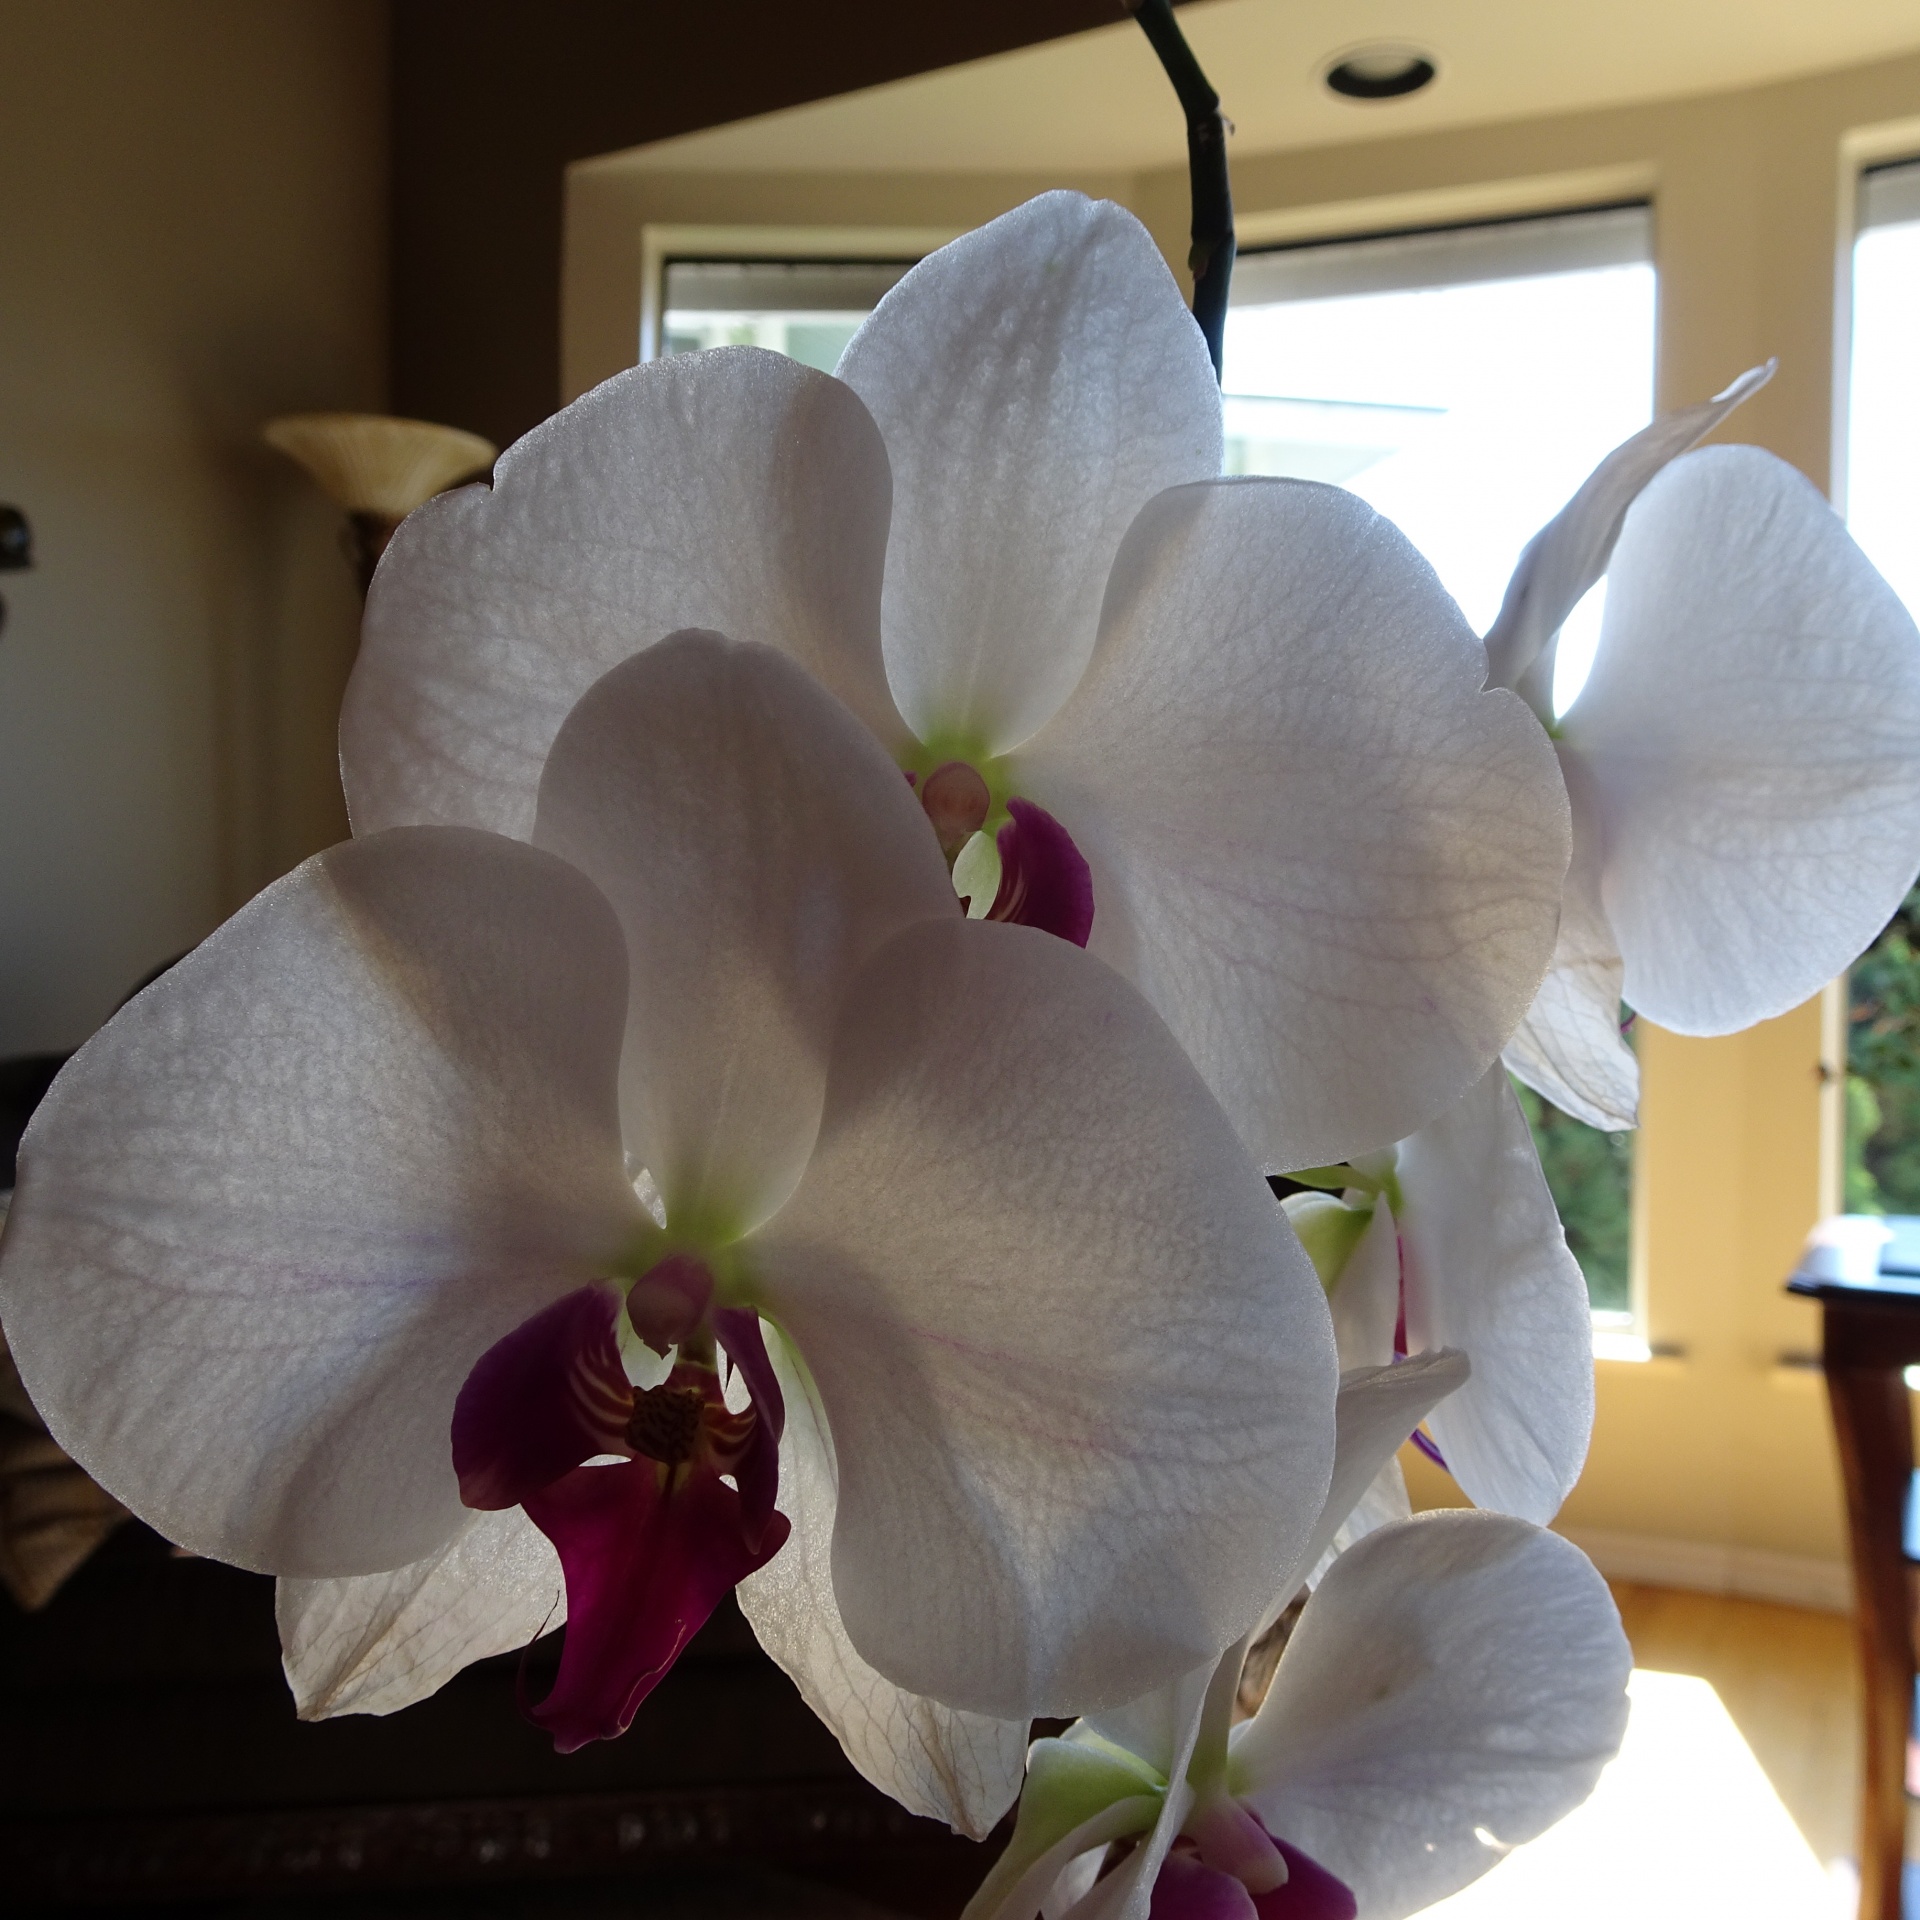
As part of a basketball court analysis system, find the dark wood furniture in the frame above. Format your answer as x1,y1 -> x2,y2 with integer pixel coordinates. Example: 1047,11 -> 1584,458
1790,1250 -> 1920,1920
2,1522 -> 999,1915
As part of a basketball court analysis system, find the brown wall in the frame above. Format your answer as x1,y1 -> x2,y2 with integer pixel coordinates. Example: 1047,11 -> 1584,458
0,1 -> 389,1054
388,0 -> 1138,452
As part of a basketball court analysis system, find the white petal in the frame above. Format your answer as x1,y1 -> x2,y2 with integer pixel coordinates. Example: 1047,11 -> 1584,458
343,349 -> 905,840
0,828 -> 642,1574
1397,1066 -> 1594,1523
1020,479 -> 1570,1170
278,1506 -> 564,1718
836,192 -> 1221,754
532,633 -> 956,1236
1309,1455 -> 1413,1590
1563,444 -> 1920,1033
736,1325 -> 1027,1839
1327,1198 -> 1400,1373
1484,363 -> 1773,695
1233,1513 -> 1631,1920
1290,1352 -> 1469,1604
752,917 -> 1336,1720
1502,748 -> 1638,1130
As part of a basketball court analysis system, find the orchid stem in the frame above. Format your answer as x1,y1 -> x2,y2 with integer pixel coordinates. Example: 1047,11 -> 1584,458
1126,0 -> 1234,382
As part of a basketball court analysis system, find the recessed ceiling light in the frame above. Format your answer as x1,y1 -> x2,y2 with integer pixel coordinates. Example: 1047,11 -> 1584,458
1323,46 -> 1438,101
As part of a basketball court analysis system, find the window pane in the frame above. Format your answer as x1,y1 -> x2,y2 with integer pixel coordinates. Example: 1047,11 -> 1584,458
661,257 -> 916,373
1845,165 -> 1920,1214
1223,209 -> 1656,1313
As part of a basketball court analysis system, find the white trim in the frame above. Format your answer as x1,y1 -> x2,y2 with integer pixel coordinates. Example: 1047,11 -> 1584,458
1234,163 -> 1658,254
637,222 -> 960,362
1560,1525 -> 1852,1614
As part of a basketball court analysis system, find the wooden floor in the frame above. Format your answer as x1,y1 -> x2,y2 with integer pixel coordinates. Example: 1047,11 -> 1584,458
1610,1580 -> 1861,1870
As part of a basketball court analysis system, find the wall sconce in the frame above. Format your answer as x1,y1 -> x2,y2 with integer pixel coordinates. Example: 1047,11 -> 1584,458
263,414 -> 497,595
0,504 -> 32,641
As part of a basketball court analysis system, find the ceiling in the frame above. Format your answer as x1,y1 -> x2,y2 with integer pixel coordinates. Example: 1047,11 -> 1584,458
606,0 -> 1920,176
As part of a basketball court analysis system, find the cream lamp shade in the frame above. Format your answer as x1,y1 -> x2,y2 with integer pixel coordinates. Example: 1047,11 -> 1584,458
264,412 -> 497,593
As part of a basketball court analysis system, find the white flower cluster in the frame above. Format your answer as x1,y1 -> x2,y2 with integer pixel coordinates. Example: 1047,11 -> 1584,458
3,195 -> 1916,1919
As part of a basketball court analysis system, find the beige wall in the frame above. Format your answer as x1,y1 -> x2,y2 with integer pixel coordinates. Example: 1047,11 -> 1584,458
570,50 -> 1920,1577
0,0 -> 388,1056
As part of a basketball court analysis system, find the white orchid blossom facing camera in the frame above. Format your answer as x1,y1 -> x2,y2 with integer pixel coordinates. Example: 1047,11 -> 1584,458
964,1357 -> 1630,1920
344,191 -> 1571,1175
0,633 -> 1338,1762
1486,368 -> 1920,1129
1283,1066 -> 1594,1528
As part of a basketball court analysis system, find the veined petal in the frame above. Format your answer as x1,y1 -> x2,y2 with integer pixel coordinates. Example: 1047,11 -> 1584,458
278,1506 -> 564,1719
343,348 -> 905,840
1502,748 -> 1638,1130
1563,444 -> 1920,1033
752,917 -> 1336,1720
1281,1352 -> 1469,1617
1483,363 -> 1773,696
0,828 -> 641,1575
1019,479 -> 1570,1171
1398,1067 -> 1594,1523
532,634 -> 956,1235
1231,1513 -> 1630,1920
522,1448 -> 790,1753
736,1326 -> 1027,1839
837,192 -> 1222,754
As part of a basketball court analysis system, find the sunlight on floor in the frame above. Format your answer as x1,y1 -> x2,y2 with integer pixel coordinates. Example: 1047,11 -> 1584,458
1420,1668 -> 1845,1918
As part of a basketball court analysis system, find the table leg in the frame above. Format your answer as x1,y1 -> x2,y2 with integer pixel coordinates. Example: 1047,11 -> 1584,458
1827,1348 -> 1915,1920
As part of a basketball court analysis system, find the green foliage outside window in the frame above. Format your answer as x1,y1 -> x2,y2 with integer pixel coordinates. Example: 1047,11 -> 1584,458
1846,885 -> 1920,1214
1512,1078 -> 1634,1315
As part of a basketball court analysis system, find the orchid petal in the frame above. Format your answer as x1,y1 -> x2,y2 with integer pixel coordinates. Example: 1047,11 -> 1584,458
451,1284 -> 632,1510
989,798 -> 1096,946
0,828 -> 641,1574
1285,1353 -> 1469,1610
837,192 -> 1221,753
753,917 -> 1337,1719
1483,363 -> 1773,695
1324,1200 -> 1399,1375
1250,1838 -> 1358,1919
278,1506 -> 564,1719
963,1731 -> 1164,1920
1502,748 -> 1638,1130
532,633 -> 955,1235
1020,479 -> 1569,1170
523,1447 -> 791,1753
1563,444 -> 1920,1033
344,348 -> 904,840
736,1325 -> 1028,1839
1232,1513 -> 1629,1920
1397,1067 -> 1594,1523
1149,1855 -> 1257,1920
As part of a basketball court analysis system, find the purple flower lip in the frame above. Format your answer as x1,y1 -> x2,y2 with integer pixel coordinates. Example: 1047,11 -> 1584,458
450,1284 -> 788,1752
986,796 -> 1095,948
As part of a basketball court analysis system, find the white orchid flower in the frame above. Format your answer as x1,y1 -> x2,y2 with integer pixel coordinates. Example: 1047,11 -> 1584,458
1281,1065 -> 1593,1527
343,191 -> 1570,1174
1485,366 -> 1920,1129
965,1357 -> 1629,1920
0,633 -> 1337,1766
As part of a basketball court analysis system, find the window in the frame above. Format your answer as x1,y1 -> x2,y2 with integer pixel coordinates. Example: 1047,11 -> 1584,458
1843,160 -> 1920,1216
1224,207 -> 1658,1315
659,257 -> 916,373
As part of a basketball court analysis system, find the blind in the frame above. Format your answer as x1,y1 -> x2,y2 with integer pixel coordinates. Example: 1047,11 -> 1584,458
1232,204 -> 1652,307
1862,159 -> 1920,232
663,258 -> 915,315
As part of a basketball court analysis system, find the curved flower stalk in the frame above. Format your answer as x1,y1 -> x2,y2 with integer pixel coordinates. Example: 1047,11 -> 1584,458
1485,369 -> 1920,1129
0,632 -> 1338,1764
1282,1066 -> 1593,1526
967,1511 -> 1630,1920
343,191 -> 1570,1173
